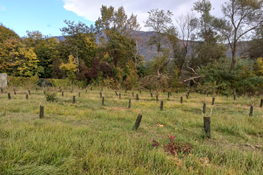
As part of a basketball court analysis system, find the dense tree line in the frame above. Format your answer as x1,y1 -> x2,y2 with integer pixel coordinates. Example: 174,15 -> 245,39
1,0 -> 263,94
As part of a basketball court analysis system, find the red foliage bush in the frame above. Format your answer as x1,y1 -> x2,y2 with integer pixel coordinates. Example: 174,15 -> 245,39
152,135 -> 193,156
164,135 -> 193,155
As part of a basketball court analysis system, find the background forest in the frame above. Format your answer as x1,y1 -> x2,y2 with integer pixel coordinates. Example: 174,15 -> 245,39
1,0 -> 263,94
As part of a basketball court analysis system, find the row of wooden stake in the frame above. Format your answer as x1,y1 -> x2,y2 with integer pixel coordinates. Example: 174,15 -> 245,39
4,89 -> 263,118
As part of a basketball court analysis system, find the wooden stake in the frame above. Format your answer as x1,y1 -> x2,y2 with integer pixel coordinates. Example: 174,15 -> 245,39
150,93 -> 153,98
234,95 -> 236,100
115,91 -> 118,96
249,106 -> 253,116
40,105 -> 44,119
212,97 -> 215,105
128,99 -> 131,108
8,93 -> 11,100
160,101 -> 163,110
62,92 -> 64,96
26,94 -> 28,100
1,88 -> 3,93
102,96 -> 104,105
156,95 -> 158,102
260,99 -> 263,107
79,92 -> 80,97
73,96 -> 75,104
133,113 -> 142,131
136,94 -> 139,100
132,92 -> 134,97
203,103 -> 206,114
204,117 -> 211,138
28,90 -> 30,95
180,96 -> 183,103
119,93 -> 121,99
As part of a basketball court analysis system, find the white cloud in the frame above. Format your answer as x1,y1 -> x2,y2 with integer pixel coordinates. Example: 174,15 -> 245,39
0,5 -> 6,11
62,0 -> 227,31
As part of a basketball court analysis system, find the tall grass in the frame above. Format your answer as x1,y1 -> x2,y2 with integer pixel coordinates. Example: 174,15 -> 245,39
0,87 -> 262,174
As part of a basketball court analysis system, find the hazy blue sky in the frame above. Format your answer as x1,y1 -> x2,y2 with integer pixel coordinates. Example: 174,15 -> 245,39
0,0 -> 227,37
0,0 -> 93,37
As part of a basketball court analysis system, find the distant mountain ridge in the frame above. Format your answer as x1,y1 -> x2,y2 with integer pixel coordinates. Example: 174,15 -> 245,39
53,36 -> 66,42
53,31 -> 243,60
53,31 -> 160,60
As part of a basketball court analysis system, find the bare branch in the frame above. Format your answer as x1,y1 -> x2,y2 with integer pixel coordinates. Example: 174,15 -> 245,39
186,62 -> 199,76
182,75 -> 204,83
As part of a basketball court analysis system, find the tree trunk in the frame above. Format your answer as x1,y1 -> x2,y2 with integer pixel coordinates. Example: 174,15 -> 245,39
230,40 -> 237,72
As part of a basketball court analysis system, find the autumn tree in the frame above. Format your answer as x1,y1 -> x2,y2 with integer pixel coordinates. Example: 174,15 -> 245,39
254,57 -> 263,76
24,31 -> 59,78
95,5 -> 140,68
173,13 -> 197,76
0,38 -> 20,74
60,55 -> 78,90
216,0 -> 263,71
16,46 -> 39,77
142,9 -> 175,90
0,33 -> 39,77
0,24 -> 21,43
144,9 -> 174,55
128,29 -> 145,69
192,0 -> 227,65
0,25 -> 22,74
60,20 -> 97,69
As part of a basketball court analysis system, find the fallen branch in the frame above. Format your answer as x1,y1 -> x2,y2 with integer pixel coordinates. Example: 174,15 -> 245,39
182,75 -> 204,83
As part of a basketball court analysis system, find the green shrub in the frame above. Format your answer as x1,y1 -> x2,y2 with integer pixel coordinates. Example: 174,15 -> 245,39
45,92 -> 57,102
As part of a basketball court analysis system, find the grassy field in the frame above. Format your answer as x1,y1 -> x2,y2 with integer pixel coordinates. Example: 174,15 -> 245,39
0,87 -> 263,174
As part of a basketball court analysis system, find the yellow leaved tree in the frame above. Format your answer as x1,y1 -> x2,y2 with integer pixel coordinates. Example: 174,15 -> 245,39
0,38 -> 40,77
59,55 -> 78,90
17,46 -> 39,77
255,57 -> 263,76
0,38 -> 21,73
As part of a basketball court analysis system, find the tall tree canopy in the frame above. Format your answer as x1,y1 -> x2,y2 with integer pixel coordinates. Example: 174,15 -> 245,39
95,5 -> 140,68
192,0 -> 227,65
60,20 -> 97,68
144,9 -> 174,54
216,0 -> 263,71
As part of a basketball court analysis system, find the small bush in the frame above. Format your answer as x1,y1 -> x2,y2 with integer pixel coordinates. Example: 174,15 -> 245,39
152,135 -> 193,156
164,135 -> 193,156
45,92 -> 57,102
